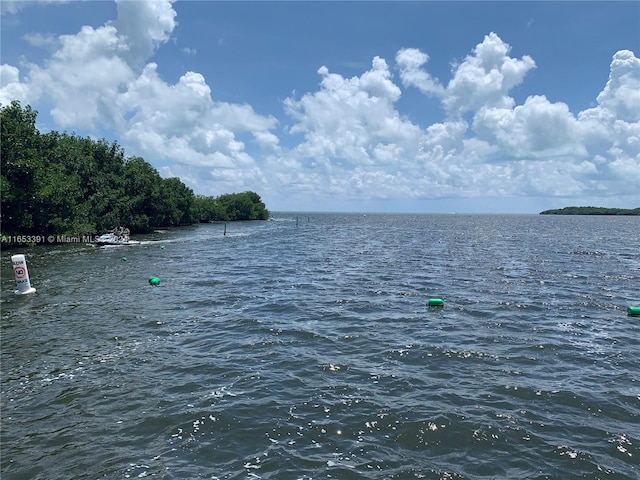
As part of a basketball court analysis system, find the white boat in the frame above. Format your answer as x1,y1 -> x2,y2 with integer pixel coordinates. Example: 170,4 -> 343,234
94,232 -> 140,246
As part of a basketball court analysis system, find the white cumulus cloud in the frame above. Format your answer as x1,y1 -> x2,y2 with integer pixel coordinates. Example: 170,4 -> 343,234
284,56 -> 420,169
112,0 -> 177,68
396,47 -> 444,96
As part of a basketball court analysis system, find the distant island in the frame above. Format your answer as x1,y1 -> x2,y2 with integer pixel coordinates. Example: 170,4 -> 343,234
540,206 -> 640,215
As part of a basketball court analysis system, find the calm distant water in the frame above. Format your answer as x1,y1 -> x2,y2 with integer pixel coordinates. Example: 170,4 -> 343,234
1,214 -> 639,480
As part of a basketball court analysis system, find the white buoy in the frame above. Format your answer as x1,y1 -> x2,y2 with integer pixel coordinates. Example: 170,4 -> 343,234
11,254 -> 37,294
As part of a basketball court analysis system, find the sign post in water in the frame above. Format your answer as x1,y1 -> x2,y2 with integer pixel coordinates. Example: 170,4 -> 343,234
12,254 -> 37,294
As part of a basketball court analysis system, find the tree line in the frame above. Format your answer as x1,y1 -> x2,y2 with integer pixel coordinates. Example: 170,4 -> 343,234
1,101 -> 269,240
540,206 -> 640,215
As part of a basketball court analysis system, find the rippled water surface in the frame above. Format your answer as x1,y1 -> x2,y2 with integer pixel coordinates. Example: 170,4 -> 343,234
1,214 -> 639,479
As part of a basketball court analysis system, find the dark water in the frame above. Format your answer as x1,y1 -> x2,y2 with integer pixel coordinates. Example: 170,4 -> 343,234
1,214 -> 639,480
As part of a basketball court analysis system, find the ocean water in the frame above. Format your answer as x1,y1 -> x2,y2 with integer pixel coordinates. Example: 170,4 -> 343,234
1,213 -> 638,480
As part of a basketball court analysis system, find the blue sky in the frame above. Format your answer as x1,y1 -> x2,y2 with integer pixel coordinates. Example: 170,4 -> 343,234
1,1 -> 639,213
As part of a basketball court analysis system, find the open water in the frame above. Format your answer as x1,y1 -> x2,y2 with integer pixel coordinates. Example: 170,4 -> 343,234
1,213 -> 639,480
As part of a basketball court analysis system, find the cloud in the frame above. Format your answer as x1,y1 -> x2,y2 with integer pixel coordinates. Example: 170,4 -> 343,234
0,64 -> 33,105
444,32 -> 536,115
112,0 -> 177,68
594,50 -> 640,123
397,32 -> 638,200
120,64 -> 277,172
23,32 -> 59,49
1,0 -> 73,15
472,95 -> 584,159
573,50 -> 640,195
283,56 -> 420,170
28,24 -> 133,128
399,32 -> 536,117
396,48 -> 444,96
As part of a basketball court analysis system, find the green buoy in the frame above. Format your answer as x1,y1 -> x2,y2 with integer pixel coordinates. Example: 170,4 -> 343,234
628,306 -> 640,316
148,276 -> 160,286
121,256 -> 127,262
428,298 -> 444,307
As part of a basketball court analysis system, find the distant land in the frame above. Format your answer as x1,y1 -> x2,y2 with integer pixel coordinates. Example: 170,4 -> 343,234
540,206 -> 640,215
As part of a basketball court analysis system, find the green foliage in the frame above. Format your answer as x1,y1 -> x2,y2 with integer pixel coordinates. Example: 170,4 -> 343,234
194,191 -> 269,222
121,156 -> 163,232
1,101 -> 41,233
1,101 -> 270,241
540,206 -> 640,215
161,177 -> 199,226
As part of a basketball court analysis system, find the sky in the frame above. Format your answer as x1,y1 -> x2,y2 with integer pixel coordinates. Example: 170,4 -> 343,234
1,1 -> 639,213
